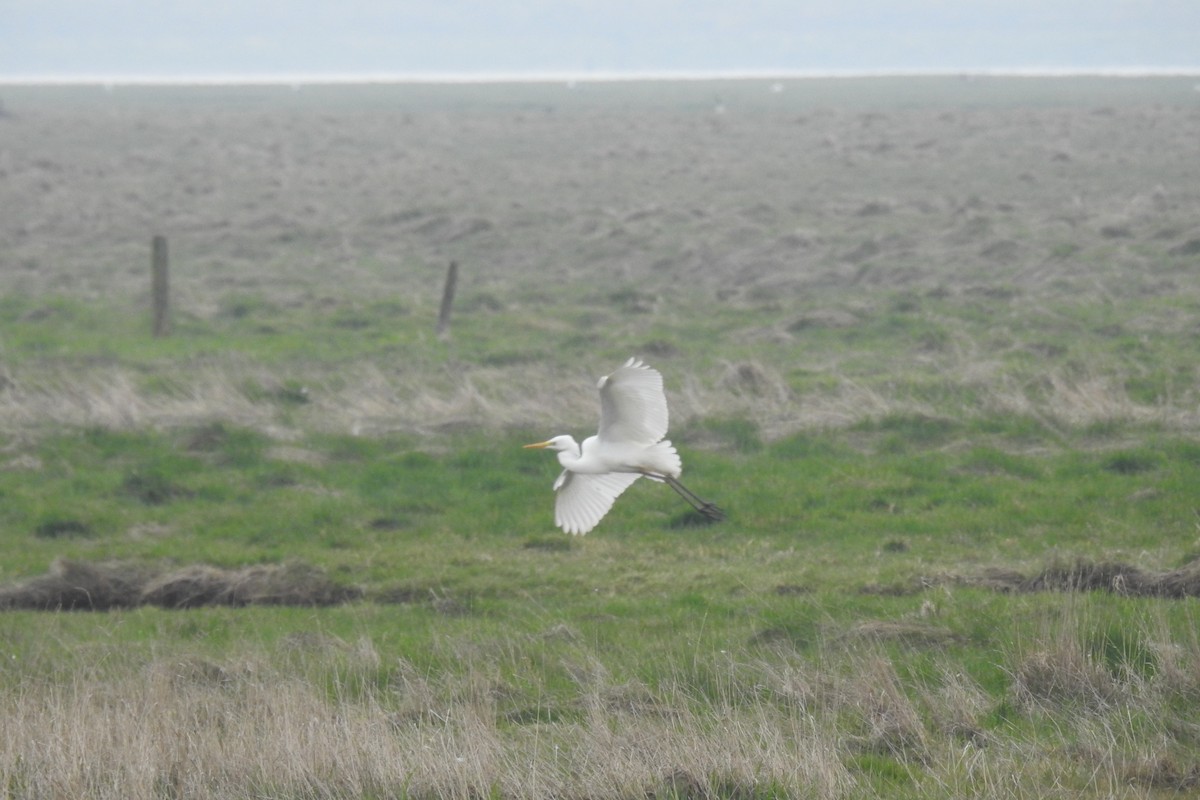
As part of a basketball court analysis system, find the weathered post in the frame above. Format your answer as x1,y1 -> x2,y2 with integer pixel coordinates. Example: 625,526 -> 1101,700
151,235 -> 169,337
436,260 -> 458,339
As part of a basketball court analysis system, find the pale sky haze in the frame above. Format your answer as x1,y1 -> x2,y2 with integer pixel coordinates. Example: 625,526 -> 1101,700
2,1 -> 1197,81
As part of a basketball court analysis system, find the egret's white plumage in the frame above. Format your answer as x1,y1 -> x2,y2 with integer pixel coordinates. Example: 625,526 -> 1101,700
525,357 -> 723,535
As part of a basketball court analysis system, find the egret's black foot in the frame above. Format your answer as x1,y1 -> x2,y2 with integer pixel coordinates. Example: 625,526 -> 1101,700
662,475 -> 724,523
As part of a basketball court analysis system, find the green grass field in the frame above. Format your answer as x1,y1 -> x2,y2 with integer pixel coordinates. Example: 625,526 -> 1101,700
5,419 -> 1200,798
2,77 -> 1200,798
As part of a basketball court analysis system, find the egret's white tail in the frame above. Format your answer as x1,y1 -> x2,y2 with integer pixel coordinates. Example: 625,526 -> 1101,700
641,438 -> 682,480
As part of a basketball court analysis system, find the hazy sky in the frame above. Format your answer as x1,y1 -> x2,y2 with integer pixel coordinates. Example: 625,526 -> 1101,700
2,1 -> 1197,80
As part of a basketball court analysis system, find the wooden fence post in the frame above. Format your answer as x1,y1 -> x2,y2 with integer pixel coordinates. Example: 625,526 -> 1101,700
151,235 -> 170,337
437,260 -> 458,339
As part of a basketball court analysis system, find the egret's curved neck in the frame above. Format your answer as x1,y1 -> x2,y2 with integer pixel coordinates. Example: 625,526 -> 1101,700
555,436 -> 582,468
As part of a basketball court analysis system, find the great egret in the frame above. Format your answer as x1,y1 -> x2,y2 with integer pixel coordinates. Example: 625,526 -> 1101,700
524,357 -> 724,535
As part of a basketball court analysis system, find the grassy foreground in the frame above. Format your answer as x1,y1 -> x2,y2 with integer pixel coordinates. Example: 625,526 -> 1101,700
3,419 -> 1200,798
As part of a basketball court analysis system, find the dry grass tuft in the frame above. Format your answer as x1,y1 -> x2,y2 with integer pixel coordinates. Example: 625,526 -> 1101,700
986,369 -> 1200,433
7,618 -> 1200,798
716,360 -> 792,402
1020,559 -> 1150,595
941,557 -> 1200,599
0,645 -> 859,800
0,558 -> 155,611
0,367 -> 280,434
0,558 -> 361,610
841,620 -> 958,648
141,562 -> 362,608
1010,640 -> 1121,711
841,651 -> 931,762
923,666 -> 992,745
1040,558 -> 1200,599
1122,753 -> 1200,792
2,353 -> 1196,445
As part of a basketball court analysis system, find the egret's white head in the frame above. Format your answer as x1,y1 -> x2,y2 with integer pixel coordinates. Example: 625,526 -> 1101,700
523,435 -> 577,453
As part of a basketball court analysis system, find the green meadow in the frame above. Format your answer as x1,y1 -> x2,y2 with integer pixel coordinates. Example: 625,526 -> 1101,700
2,77 -> 1200,798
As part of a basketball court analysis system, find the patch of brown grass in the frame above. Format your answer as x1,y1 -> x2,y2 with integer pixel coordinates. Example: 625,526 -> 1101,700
7,617 -> 1200,799
937,557 -> 1200,599
1010,639 -> 1121,711
0,645 -> 857,800
0,558 -> 361,611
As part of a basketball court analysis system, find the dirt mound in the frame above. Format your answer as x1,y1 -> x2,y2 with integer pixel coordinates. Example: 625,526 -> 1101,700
0,559 -> 155,611
141,562 -> 360,608
0,558 -> 362,611
956,558 -> 1200,599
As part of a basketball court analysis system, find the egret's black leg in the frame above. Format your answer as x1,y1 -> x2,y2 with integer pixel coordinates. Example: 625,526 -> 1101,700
662,475 -> 725,522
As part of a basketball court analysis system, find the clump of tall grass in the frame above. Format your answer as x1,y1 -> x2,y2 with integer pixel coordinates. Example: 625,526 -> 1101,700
1,641 -> 855,800
0,558 -> 359,611
4,350 -> 1196,445
7,605 -> 1200,799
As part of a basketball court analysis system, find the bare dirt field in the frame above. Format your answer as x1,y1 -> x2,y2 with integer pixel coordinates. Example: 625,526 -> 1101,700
3,77 -> 1199,299
1,77 -> 1198,437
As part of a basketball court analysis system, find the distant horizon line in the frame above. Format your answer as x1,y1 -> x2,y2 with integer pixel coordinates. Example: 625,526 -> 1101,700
3,66 -> 1200,87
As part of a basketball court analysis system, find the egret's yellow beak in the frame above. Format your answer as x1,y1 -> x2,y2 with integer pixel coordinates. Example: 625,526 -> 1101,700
523,440 -> 551,449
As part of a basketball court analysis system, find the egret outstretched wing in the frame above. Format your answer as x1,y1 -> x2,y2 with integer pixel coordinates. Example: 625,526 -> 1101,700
553,470 -> 643,535
597,357 -> 669,446
524,357 -> 723,535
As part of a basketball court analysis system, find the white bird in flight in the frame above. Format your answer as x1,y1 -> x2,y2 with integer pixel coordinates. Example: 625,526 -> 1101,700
524,357 -> 724,535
